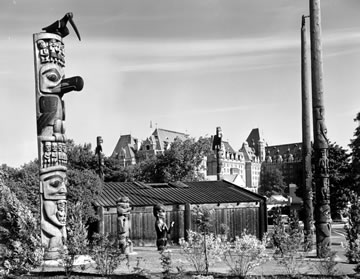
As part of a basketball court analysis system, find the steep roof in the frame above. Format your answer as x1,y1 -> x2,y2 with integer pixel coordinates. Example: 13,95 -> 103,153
111,134 -> 138,158
97,180 -> 265,207
246,128 -> 261,149
153,128 -> 189,151
222,140 -> 236,154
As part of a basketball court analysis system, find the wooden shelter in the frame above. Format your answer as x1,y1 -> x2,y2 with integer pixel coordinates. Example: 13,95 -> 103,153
96,180 -> 267,246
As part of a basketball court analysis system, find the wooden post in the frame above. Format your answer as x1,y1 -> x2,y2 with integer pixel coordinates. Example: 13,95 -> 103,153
301,15 -> 314,251
309,0 -> 331,257
258,200 -> 267,240
33,13 -> 83,261
184,203 -> 191,241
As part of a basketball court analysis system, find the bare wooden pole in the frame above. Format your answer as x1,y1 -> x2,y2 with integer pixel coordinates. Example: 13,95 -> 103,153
309,0 -> 331,257
301,15 -> 314,251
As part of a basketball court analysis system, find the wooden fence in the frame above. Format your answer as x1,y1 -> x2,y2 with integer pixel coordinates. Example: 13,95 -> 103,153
102,205 -> 263,246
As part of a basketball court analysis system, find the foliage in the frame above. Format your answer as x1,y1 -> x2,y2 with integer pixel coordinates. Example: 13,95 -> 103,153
270,209 -> 306,278
66,168 -> 102,225
66,139 -> 98,171
90,233 -> 128,277
219,231 -> 269,278
327,142 -> 353,219
314,248 -> 339,277
131,257 -> 149,276
61,201 -> 90,277
1,161 -> 40,220
344,192 -> 360,264
180,230 -> 221,276
137,137 -> 212,183
0,181 -> 42,276
259,168 -> 287,197
103,156 -> 141,182
349,112 -> 360,195
192,205 -> 215,275
159,250 -> 176,279
192,205 -> 215,234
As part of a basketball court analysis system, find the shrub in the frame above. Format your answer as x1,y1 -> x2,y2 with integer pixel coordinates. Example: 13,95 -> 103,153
344,192 -> 360,264
271,210 -> 307,277
219,231 -> 269,278
61,201 -> 90,277
180,230 -> 221,275
90,233 -> 128,278
0,182 -> 43,276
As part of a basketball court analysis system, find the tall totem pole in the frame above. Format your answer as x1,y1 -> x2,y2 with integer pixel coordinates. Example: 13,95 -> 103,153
212,127 -> 223,181
301,15 -> 314,251
33,13 -> 84,260
309,0 -> 331,257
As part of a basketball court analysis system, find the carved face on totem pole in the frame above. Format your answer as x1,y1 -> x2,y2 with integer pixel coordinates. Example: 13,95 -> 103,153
34,13 -> 83,261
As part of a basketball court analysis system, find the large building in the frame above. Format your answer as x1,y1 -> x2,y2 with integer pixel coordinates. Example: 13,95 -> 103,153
111,128 -> 189,164
111,127 -> 303,194
245,128 -> 303,188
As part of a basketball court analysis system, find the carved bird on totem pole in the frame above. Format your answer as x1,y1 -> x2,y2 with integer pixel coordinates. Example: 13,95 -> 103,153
42,12 -> 81,41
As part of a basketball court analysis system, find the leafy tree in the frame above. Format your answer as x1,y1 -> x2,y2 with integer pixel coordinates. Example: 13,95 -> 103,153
259,168 -> 287,197
1,161 -> 40,220
67,168 -> 102,224
137,137 -> 212,183
344,192 -> 360,264
66,139 -> 98,171
327,142 -> 352,218
103,156 -> 141,182
0,180 -> 42,275
349,112 -> 360,195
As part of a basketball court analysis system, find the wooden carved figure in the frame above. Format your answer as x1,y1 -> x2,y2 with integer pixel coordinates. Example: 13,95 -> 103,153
116,196 -> 132,254
33,12 -> 83,261
153,203 -> 174,251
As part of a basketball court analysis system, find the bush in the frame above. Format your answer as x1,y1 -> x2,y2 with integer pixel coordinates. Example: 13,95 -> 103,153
90,233 -> 128,277
344,192 -> 360,264
180,230 -> 221,275
271,210 -> 307,277
0,182 -> 42,276
219,231 -> 269,278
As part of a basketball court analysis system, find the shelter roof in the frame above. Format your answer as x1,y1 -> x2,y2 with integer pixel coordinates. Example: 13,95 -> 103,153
97,180 -> 265,207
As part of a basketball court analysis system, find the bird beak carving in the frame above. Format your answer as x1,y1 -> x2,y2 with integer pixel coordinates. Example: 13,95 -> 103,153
68,14 -> 81,41
53,76 -> 84,94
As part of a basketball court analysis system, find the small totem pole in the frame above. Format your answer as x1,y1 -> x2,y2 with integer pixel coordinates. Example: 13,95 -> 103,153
33,13 -> 84,260
153,203 -> 174,251
212,127 -> 223,181
95,136 -> 104,180
116,197 -> 132,254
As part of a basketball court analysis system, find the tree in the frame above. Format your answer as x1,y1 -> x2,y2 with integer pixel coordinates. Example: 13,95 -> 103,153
1,161 -> 40,220
259,168 -> 287,197
349,112 -> 360,195
67,168 -> 102,224
327,142 -> 352,218
137,137 -> 212,183
66,139 -> 98,172
0,180 -> 42,275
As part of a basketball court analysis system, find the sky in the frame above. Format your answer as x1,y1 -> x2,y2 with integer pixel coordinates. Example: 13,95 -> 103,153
1,0 -> 360,167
